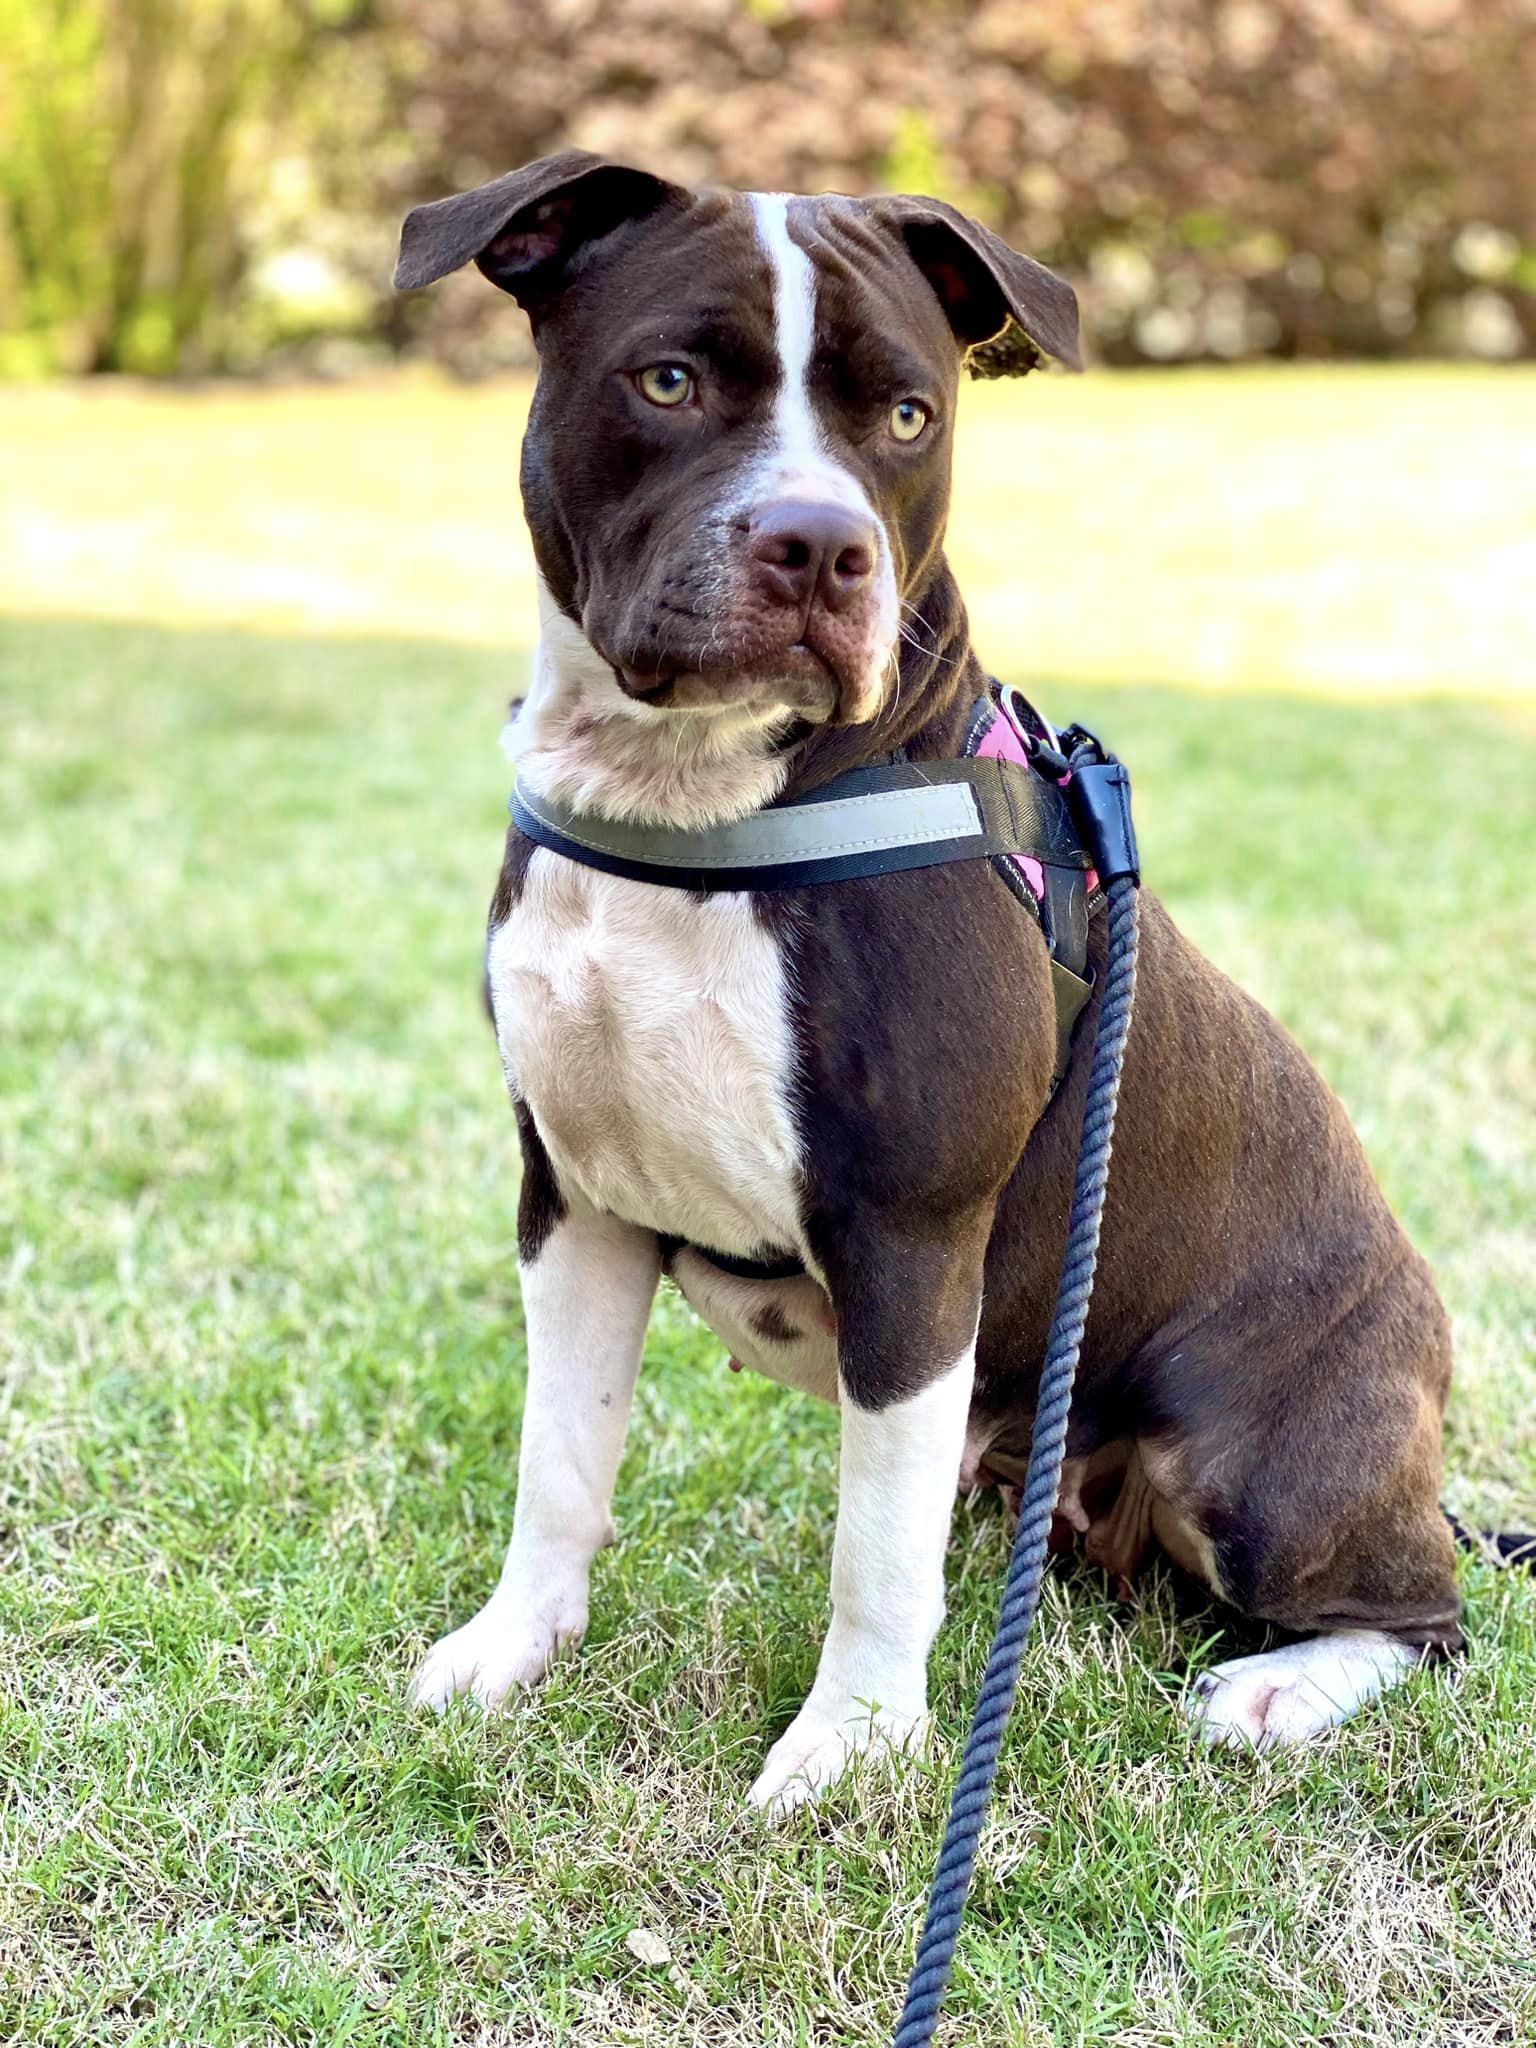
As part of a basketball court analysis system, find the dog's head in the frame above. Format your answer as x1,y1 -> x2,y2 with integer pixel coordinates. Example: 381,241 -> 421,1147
397,153 -> 1078,737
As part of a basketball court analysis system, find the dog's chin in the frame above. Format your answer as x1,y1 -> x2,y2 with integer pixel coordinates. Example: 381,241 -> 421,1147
611,644 -> 866,725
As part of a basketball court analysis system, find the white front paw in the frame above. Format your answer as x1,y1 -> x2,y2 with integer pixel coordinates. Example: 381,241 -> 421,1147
747,1698 -> 928,1818
409,1593 -> 585,1712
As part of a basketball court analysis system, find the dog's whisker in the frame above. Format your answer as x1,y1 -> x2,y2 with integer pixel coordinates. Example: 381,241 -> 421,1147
896,624 -> 955,668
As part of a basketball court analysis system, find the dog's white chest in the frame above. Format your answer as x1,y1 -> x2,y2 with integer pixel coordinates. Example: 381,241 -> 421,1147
488,851 -> 804,1253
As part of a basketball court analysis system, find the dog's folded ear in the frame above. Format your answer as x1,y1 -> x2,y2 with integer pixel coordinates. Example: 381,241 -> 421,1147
394,151 -> 686,306
871,196 -> 1082,375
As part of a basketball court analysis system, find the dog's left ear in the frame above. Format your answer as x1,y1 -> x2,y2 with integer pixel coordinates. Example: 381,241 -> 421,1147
871,195 -> 1082,375
393,150 -> 687,309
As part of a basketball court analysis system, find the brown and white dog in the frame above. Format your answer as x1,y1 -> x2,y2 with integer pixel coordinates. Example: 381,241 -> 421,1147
394,154 -> 1461,1814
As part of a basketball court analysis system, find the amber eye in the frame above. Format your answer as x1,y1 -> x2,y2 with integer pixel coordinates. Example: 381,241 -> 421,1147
636,364 -> 695,408
889,398 -> 931,443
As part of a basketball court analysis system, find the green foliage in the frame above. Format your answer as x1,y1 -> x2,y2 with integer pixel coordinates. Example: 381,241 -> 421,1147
3,0 -> 1534,377
379,0 -> 1536,371
0,0 -> 316,375
881,108 -> 945,200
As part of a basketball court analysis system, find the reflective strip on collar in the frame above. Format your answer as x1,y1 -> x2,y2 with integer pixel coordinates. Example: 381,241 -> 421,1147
511,755 -> 1089,894
516,773 -> 983,872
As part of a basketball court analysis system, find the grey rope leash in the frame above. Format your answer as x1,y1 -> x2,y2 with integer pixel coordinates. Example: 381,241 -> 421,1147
892,735 -> 1141,2048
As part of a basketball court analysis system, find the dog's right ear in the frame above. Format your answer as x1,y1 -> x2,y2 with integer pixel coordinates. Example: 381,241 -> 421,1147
393,151 -> 686,306
869,194 -> 1082,375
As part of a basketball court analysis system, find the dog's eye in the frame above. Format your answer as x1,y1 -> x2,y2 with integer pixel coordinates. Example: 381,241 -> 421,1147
889,399 -> 931,443
636,364 -> 696,408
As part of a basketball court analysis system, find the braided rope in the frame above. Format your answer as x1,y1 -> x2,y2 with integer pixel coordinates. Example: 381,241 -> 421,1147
892,868 -> 1141,2048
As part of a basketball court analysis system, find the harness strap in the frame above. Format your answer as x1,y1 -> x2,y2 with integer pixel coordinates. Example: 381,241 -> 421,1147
512,754 -> 1089,893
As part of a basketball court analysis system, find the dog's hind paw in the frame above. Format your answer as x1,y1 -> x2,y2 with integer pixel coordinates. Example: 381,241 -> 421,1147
409,1594 -> 583,1712
746,1700 -> 927,1818
1184,1631 -> 1416,1749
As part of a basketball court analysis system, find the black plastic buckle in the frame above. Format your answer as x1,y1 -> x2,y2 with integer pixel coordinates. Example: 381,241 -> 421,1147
1055,724 -> 1141,887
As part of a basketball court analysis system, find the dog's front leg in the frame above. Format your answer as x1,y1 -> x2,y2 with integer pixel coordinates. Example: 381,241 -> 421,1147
411,1189 -> 659,1711
747,1220 -> 984,1816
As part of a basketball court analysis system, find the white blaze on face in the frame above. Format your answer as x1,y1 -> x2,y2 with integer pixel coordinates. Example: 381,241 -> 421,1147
747,193 -> 898,716
750,193 -> 826,485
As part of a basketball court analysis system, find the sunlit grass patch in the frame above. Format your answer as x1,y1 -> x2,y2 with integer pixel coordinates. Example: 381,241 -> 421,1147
3,365 -> 1534,699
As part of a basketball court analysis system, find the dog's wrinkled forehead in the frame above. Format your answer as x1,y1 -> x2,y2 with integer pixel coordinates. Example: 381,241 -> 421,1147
394,151 -> 1080,431
741,192 -> 968,474
535,183 -> 775,364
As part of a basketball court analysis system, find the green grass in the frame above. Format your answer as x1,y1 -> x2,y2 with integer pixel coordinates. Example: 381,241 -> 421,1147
2,609 -> 1533,2047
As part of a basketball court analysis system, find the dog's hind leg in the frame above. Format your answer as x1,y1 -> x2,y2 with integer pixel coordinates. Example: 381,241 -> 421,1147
411,1190 -> 659,1710
1147,1257 -> 1462,1749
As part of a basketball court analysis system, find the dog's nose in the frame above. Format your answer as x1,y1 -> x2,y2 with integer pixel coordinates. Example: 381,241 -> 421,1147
748,500 -> 878,616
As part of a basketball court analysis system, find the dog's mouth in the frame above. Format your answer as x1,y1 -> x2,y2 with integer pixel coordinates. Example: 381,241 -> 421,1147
612,642 -> 841,720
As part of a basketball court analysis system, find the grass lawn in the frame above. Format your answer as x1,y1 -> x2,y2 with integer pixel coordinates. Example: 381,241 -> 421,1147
2,371 -> 1535,2046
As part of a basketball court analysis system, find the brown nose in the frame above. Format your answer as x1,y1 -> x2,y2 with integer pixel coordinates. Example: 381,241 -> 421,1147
747,499 -> 878,616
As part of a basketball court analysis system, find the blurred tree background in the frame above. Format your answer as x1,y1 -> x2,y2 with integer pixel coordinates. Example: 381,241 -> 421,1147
2,0 -> 1533,378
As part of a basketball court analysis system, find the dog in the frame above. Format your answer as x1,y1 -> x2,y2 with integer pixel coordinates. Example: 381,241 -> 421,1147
393,153 -> 1463,1814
